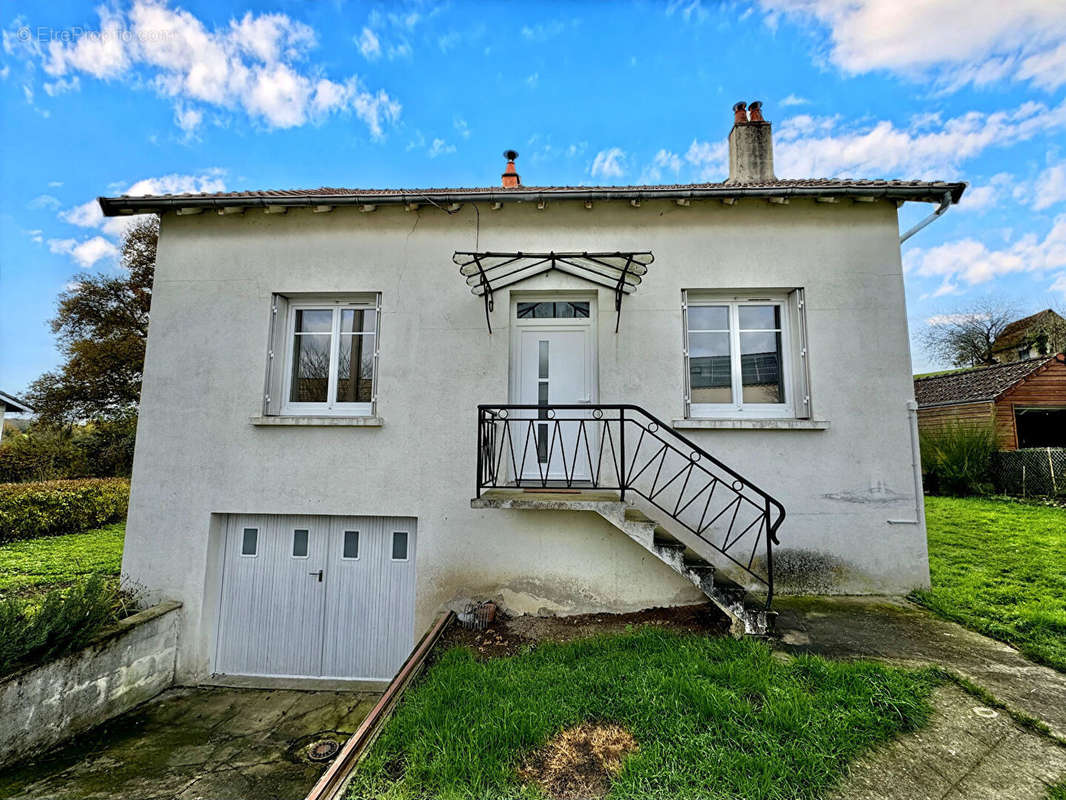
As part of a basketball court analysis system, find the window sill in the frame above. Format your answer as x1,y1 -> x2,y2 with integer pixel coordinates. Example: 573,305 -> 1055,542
672,418 -> 830,431
250,415 -> 384,427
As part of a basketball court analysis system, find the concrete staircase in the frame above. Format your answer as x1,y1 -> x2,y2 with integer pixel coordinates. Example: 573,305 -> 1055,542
470,490 -> 774,636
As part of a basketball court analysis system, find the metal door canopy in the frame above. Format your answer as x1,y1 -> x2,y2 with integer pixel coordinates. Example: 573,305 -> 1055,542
453,251 -> 653,332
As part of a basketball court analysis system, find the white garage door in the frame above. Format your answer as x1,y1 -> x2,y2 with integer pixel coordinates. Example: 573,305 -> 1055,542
214,514 -> 416,681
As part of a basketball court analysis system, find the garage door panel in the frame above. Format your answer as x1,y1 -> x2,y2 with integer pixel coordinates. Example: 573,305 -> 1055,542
215,514 -> 416,682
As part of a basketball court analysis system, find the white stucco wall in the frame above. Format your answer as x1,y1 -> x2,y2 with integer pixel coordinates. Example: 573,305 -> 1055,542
123,196 -> 928,681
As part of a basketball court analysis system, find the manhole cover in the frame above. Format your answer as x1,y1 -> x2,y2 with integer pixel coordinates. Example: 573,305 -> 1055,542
308,739 -> 341,762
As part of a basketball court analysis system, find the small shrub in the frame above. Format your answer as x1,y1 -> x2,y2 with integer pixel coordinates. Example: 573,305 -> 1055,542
0,478 -> 130,543
920,423 -> 997,497
0,417 -> 137,483
0,574 -> 127,676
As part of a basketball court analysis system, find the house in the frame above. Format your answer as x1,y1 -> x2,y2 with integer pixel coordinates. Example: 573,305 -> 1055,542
990,309 -> 1066,363
0,391 -> 31,443
915,354 -> 1066,449
99,101 -> 965,686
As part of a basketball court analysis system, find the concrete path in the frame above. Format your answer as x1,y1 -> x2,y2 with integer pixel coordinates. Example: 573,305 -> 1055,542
0,686 -> 378,800
774,596 -> 1066,799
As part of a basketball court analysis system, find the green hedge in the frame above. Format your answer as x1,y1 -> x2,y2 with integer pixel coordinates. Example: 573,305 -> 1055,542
0,478 -> 130,543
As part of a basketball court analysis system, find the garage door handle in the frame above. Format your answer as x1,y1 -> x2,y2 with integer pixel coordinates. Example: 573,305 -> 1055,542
309,570 -> 323,582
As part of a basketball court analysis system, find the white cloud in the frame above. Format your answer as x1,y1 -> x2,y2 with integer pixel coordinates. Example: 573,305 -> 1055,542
28,194 -> 61,210
525,72 -> 539,88
759,0 -> 1066,92
1032,163 -> 1066,211
926,313 -> 987,326
24,229 -> 43,244
904,214 -> 1066,295
48,236 -> 120,268
590,147 -> 627,180
427,138 -> 455,158
19,2 -> 400,135
1051,272 -> 1066,296
780,93 -> 809,107
356,27 -> 381,60
684,138 -> 728,180
956,172 -> 1013,213
454,117 -> 470,139
639,149 -> 683,184
773,99 -> 1066,179
520,20 -> 576,41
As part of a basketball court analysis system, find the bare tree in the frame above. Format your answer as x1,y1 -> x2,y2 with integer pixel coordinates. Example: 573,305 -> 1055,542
920,298 -> 1019,368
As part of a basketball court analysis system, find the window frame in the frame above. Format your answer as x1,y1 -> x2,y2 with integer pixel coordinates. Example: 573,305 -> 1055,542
683,291 -> 796,420
341,530 -> 360,560
279,296 -> 380,417
391,530 -> 410,562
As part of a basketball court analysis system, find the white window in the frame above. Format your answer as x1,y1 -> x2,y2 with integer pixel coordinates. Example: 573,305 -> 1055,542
683,290 -> 810,419
273,296 -> 380,417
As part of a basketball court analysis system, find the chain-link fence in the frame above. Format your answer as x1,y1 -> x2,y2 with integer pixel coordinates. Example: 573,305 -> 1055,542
993,448 -> 1066,497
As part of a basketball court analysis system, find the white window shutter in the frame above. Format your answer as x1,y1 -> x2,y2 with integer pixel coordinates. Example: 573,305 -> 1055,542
788,288 -> 811,419
263,294 -> 289,416
680,290 -> 691,420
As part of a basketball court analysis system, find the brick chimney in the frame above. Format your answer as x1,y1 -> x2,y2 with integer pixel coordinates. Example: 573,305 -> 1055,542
501,149 -> 520,188
727,101 -> 775,184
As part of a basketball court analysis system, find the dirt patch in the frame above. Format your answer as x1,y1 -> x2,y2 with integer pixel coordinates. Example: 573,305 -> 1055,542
436,604 -> 727,661
519,723 -> 638,800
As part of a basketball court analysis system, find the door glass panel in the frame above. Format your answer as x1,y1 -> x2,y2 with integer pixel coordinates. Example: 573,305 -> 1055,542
391,531 -> 409,560
688,332 -> 732,403
335,332 -> 374,403
241,528 -> 258,556
740,331 -> 784,404
290,333 -> 331,402
518,301 -> 590,318
538,340 -> 549,379
292,529 -> 309,558
343,530 -> 359,559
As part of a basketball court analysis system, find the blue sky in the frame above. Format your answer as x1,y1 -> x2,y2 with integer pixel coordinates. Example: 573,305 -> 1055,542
2,0 -> 1066,393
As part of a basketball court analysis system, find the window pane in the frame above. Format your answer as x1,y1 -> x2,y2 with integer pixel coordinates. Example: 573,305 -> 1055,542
538,382 -> 549,406
688,305 -> 729,331
538,340 -> 549,379
292,529 -> 309,557
343,530 -> 359,559
689,332 -> 732,403
392,531 -> 409,560
241,528 -> 258,556
294,309 -> 332,333
290,333 -> 331,402
739,305 -> 780,330
335,333 -> 374,403
740,331 -> 785,404
569,302 -> 590,318
340,309 -> 376,333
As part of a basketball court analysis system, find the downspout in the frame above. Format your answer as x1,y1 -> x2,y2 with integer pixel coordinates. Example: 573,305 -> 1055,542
899,191 -> 953,244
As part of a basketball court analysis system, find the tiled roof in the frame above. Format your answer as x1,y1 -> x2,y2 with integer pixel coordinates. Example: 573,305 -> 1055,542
913,355 -> 1061,408
99,178 -> 965,216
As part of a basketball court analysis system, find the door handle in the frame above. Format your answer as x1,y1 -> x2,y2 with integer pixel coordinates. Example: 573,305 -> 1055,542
309,570 -> 323,582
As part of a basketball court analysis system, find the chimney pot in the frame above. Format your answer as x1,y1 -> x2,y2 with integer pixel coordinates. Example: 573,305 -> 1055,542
501,149 -> 520,188
727,102 -> 775,184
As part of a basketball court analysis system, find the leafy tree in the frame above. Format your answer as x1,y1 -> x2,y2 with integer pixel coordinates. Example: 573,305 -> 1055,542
26,217 -> 157,424
920,298 -> 1019,368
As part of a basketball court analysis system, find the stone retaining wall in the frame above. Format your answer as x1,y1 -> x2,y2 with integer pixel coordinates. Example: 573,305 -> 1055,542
0,600 -> 181,769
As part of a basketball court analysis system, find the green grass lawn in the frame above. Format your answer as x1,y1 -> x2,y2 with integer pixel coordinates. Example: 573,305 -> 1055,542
914,496 -> 1066,672
349,629 -> 938,800
0,523 -> 125,597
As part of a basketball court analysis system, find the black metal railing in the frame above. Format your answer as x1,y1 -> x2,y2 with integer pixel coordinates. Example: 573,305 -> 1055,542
476,404 -> 785,605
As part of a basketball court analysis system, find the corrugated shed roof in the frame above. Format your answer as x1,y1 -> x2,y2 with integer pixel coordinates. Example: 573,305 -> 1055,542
913,355 -> 1061,408
98,178 -> 966,216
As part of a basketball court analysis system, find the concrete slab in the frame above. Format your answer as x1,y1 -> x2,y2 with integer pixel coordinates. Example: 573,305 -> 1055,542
832,685 -> 1066,800
773,595 -> 1066,741
0,686 -> 378,800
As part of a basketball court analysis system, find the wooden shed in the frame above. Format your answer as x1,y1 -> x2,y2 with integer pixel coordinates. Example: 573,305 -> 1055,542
914,354 -> 1066,450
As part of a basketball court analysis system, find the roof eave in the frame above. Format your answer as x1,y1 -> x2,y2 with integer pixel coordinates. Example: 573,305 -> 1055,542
97,182 -> 967,217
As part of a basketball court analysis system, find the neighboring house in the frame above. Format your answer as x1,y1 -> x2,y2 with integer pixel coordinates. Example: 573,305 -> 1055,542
915,354 -> 1066,449
99,101 -> 964,686
990,309 -> 1066,363
0,391 -> 31,443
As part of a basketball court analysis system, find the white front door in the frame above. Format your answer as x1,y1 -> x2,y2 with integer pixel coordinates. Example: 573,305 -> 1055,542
513,304 -> 596,482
